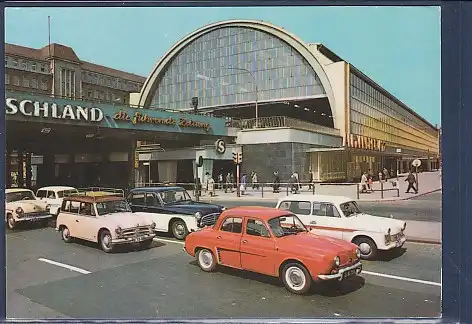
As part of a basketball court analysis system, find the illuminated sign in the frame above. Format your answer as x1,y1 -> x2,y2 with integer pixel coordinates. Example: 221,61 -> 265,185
346,134 -> 386,152
5,98 -> 104,122
113,110 -> 212,132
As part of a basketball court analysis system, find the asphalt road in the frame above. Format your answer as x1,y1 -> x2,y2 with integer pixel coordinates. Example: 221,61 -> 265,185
213,191 -> 442,223
7,224 -> 441,319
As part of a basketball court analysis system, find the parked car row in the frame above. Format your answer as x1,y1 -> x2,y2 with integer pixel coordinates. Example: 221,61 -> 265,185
6,185 -> 407,295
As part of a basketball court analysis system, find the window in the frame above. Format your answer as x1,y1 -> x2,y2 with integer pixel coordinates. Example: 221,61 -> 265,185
145,193 -> 159,206
13,76 -> 20,86
88,91 -> 93,98
40,79 -> 47,90
5,74 -> 9,85
5,58 -> 8,66
21,61 -> 27,70
31,63 -> 36,71
12,59 -> 18,67
282,201 -> 311,215
40,65 -> 46,72
246,219 -> 270,237
22,76 -> 29,87
79,202 -> 95,216
36,190 -> 47,198
61,200 -> 71,212
129,192 -> 145,205
220,217 -> 243,233
312,203 -> 341,217
31,78 -> 38,88
47,191 -> 56,199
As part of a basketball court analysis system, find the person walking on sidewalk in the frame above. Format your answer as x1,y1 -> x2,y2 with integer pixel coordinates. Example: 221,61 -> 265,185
251,171 -> 259,190
360,172 -> 368,193
405,171 -> 418,194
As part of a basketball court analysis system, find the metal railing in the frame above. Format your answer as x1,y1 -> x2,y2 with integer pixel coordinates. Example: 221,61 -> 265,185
77,187 -> 125,197
356,181 -> 400,199
230,116 -> 341,136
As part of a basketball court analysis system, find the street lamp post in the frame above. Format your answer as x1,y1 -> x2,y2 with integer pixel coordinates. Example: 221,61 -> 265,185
224,67 -> 259,128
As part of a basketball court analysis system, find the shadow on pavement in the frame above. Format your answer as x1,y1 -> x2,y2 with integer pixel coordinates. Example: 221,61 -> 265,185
60,237 -> 167,254
188,260 -> 365,297
374,247 -> 407,262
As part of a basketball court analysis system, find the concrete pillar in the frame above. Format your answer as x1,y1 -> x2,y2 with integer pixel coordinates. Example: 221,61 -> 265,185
17,150 -> 24,188
101,152 -> 109,187
6,149 -> 12,188
25,152 -> 32,188
128,140 -> 137,189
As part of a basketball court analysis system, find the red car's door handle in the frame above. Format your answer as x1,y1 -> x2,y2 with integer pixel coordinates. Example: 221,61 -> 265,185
242,239 -> 248,243
216,236 -> 222,239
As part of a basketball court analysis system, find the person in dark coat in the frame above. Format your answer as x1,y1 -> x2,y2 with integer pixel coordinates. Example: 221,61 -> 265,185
405,171 -> 418,194
273,171 -> 280,193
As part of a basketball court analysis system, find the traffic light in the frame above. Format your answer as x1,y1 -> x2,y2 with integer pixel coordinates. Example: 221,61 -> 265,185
232,152 -> 242,164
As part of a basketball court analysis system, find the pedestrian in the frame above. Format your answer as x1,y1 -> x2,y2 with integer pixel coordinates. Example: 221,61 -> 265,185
240,173 -> 247,195
225,173 -> 231,193
360,172 -> 368,193
308,169 -> 315,190
273,171 -> 280,193
218,173 -> 223,190
293,171 -> 301,190
405,170 -> 418,194
251,171 -> 259,190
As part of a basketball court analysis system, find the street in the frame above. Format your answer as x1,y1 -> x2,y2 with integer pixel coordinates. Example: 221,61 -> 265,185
208,191 -> 442,223
7,223 -> 441,319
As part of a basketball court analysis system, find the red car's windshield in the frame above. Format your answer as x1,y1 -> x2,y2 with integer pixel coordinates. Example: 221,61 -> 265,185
268,214 -> 307,238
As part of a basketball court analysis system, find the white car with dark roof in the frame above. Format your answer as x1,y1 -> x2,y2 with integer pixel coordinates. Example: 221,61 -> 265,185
36,186 -> 79,216
275,194 -> 407,260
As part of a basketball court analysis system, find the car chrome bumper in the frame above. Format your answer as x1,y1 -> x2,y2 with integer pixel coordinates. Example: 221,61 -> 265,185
17,214 -> 52,222
113,234 -> 156,245
318,262 -> 362,281
383,236 -> 407,250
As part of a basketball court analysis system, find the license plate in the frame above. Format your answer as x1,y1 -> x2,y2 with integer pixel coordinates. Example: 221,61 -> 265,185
133,237 -> 144,243
342,265 -> 361,279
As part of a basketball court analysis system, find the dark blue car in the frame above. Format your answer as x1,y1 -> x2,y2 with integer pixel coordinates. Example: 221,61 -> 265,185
127,186 -> 225,240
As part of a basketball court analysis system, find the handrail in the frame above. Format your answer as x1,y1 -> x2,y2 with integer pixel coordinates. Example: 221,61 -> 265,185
229,116 -> 341,136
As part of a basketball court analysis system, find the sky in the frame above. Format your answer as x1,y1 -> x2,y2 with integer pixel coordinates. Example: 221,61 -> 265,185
4,6 -> 441,125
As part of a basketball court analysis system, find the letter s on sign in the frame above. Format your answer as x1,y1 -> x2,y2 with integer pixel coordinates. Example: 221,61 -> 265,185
6,98 -> 19,115
215,139 -> 226,154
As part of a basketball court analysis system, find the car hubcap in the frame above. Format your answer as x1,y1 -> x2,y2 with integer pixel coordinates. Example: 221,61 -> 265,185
285,266 -> 305,290
63,228 -> 70,239
175,224 -> 185,236
359,242 -> 371,255
103,234 -> 111,248
199,251 -> 213,268
8,217 -> 14,228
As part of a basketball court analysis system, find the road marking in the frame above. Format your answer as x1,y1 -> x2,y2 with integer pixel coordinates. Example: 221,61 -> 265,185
362,270 -> 441,287
151,237 -> 442,287
153,237 -> 184,245
38,258 -> 91,275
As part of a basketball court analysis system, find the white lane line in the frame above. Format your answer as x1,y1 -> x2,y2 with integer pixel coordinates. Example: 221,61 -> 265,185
38,258 -> 91,275
362,270 -> 441,287
151,238 -> 442,287
153,238 -> 184,245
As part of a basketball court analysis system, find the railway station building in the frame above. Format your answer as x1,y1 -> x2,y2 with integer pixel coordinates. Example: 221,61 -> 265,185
131,19 -> 440,184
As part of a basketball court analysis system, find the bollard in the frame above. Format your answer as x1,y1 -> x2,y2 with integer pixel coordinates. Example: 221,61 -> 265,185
312,184 -> 315,195
261,185 -> 264,198
381,181 -> 384,199
357,183 -> 360,200
286,184 -> 289,196
396,188 -> 400,197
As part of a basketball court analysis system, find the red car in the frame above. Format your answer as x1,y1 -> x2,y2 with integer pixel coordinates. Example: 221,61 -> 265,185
184,206 -> 362,294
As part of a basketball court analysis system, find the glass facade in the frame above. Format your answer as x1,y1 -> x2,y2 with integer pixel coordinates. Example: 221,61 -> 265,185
349,73 -> 438,154
151,27 -> 326,110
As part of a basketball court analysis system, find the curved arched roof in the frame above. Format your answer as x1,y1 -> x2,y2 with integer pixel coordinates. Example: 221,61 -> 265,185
138,20 -> 337,127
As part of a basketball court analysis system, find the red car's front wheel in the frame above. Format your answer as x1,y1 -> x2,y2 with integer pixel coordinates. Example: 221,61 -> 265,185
281,263 -> 312,294
196,248 -> 217,272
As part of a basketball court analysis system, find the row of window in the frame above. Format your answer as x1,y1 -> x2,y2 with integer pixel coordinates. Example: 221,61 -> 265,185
152,85 -> 323,110
5,74 -> 48,90
151,26 -> 321,109
350,121 -> 436,153
84,88 -> 127,103
82,71 -> 141,92
350,73 -> 437,137
5,57 -> 48,73
350,103 -> 438,149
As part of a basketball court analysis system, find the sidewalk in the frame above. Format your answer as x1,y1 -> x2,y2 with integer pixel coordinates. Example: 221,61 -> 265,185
193,171 -> 442,203
404,220 -> 441,244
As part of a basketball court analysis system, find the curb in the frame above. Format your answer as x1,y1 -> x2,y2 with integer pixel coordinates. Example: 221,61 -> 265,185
196,188 -> 442,203
407,237 -> 441,245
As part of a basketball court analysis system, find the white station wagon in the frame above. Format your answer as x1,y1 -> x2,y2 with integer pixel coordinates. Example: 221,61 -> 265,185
276,195 -> 407,259
36,186 -> 79,216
